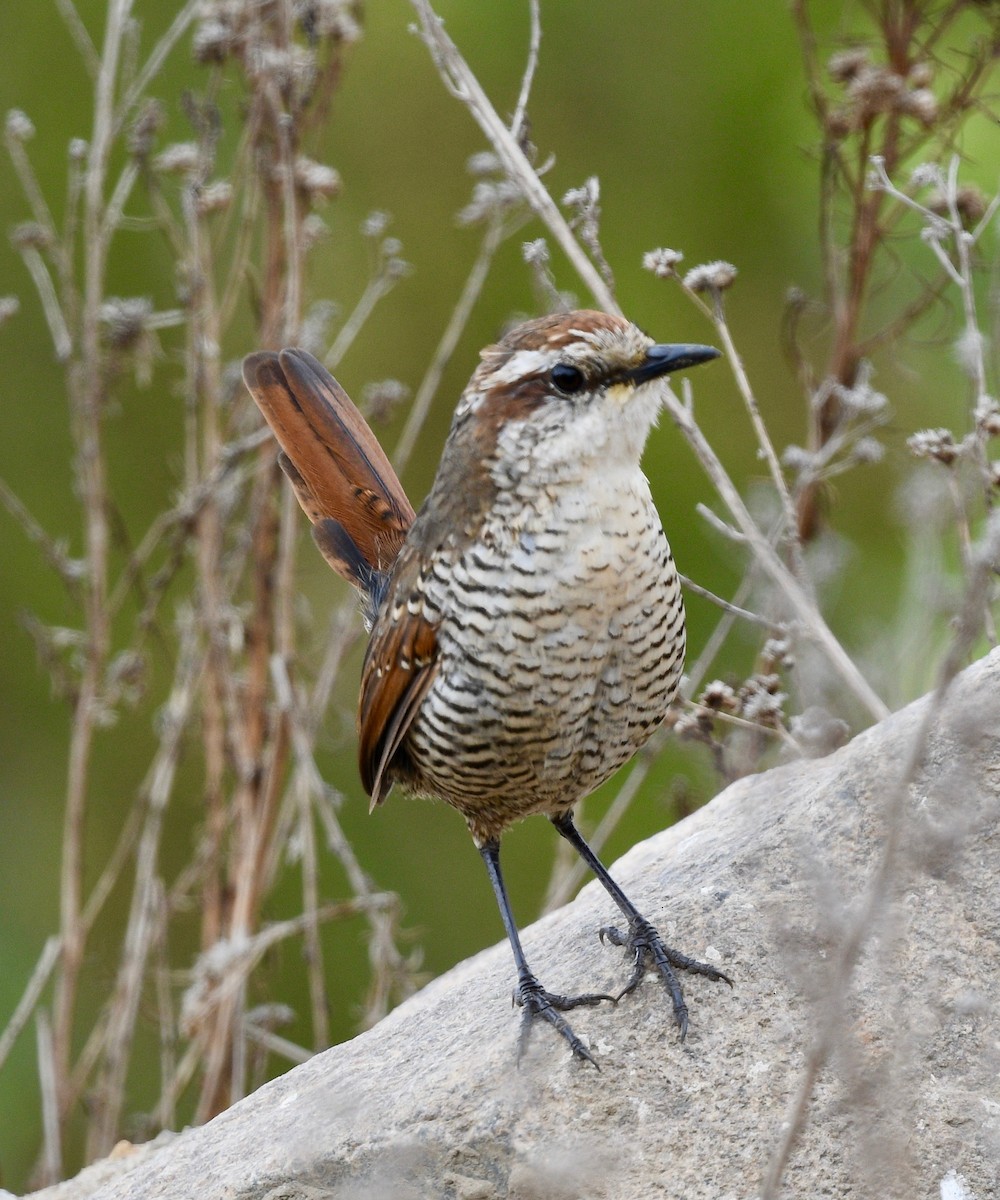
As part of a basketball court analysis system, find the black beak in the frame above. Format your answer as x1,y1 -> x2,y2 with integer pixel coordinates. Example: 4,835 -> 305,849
628,343 -> 720,385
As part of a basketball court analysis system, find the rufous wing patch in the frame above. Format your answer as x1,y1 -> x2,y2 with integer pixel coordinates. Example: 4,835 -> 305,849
358,591 -> 439,807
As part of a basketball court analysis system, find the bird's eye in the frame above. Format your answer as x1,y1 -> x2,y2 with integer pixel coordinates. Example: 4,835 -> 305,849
550,363 -> 585,394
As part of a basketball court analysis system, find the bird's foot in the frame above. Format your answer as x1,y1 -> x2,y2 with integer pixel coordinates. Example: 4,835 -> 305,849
600,917 -> 732,1040
513,970 -> 613,1067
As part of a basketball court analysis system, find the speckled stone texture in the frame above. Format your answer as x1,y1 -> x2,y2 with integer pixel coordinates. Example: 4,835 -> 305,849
25,649 -> 1000,1200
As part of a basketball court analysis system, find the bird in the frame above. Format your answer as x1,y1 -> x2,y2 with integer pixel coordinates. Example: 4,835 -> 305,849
242,309 -> 729,1064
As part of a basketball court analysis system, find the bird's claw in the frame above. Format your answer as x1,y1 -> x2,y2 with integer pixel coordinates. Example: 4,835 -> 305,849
599,918 -> 732,1040
512,971 -> 613,1067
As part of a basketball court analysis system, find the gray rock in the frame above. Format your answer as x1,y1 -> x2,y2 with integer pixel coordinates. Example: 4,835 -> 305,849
27,649 -> 1000,1199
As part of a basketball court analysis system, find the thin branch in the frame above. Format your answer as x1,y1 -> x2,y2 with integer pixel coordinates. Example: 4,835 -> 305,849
115,0 -> 202,131
510,0 -> 541,143
54,0 -> 100,78
0,938 -> 61,1077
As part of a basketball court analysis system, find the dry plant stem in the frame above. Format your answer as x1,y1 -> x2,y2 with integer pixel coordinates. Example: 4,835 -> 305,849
244,1024 -> 311,1066
53,0 -> 133,1138
760,527 -> 998,1199
86,631 -> 202,1160
36,1012 -> 61,1186
0,479 -> 82,596
153,892 -> 177,1133
193,10 -> 305,1115
679,572 -> 782,634
324,271 -> 396,370
54,0 -> 99,78
511,0 -> 541,141
114,0 -> 200,135
685,570 -> 765,698
18,245 -> 72,362
698,292 -> 808,588
0,938 -> 61,1078
409,0 -> 617,314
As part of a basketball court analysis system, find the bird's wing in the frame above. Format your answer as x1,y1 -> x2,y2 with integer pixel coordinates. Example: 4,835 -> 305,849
358,551 -> 439,807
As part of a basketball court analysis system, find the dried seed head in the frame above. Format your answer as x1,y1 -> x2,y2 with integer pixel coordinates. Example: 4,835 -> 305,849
300,0 -> 363,43
833,363 -> 888,417
761,638 -> 794,671
671,708 -> 714,741
0,296 -> 20,325
250,44 -> 317,97
954,328 -> 987,378
684,260 -> 738,293
294,156 -> 341,204
697,680 -> 738,712
361,379 -> 411,423
99,296 -> 154,349
738,675 -> 787,726
193,17 -> 233,64
781,445 -> 817,475
850,436 -> 884,465
848,65 -> 906,119
195,180 -> 233,216
458,178 -> 522,225
928,184 -> 989,226
828,47 -> 869,83
908,61 -> 934,89
154,142 -> 201,176
909,162 -> 942,191
907,427 -> 961,465
361,210 -> 391,239
563,177 -> 600,213
5,109 -> 35,141
382,254 -> 411,282
974,396 -> 1000,438
302,213 -> 330,251
68,138 -> 89,163
642,247 -> 684,279
10,221 -> 51,250
128,100 -> 164,158
522,238 -> 550,266
826,106 -> 854,139
903,86 -> 938,126
467,150 -> 501,177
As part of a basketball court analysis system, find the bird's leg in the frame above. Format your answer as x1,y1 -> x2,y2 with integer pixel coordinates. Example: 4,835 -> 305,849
479,840 -> 611,1066
550,812 -> 731,1039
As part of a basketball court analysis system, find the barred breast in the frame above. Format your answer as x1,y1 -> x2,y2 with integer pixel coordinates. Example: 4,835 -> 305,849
405,470 -> 685,842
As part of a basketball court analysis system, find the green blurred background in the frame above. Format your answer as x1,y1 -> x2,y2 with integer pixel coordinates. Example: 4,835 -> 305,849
0,0 -> 995,1189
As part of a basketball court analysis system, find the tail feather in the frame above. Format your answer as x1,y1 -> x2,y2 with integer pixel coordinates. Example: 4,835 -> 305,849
242,349 -> 414,596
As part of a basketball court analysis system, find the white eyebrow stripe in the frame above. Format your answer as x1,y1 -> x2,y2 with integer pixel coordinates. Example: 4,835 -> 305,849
485,349 -> 560,385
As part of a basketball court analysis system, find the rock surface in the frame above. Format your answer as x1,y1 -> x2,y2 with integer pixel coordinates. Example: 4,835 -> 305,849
25,650 -> 1000,1199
